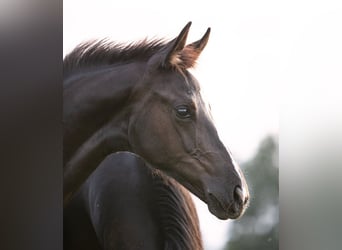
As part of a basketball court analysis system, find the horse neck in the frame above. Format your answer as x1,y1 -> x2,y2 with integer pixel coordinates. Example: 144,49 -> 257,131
64,63 -> 145,160
63,62 -> 145,204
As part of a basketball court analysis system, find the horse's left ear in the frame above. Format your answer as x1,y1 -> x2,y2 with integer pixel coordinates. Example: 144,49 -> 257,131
147,22 -> 191,69
148,23 -> 210,70
163,22 -> 192,67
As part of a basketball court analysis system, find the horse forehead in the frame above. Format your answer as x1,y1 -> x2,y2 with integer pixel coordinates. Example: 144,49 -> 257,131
148,70 -> 207,107
180,70 -> 200,93
164,77 -> 199,102
152,70 -> 198,91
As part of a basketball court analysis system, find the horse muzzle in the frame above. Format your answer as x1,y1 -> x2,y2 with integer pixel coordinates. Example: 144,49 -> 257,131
206,185 -> 249,220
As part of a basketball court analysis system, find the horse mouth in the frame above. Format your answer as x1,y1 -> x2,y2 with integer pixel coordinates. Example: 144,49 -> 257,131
171,177 -> 245,220
163,170 -> 247,220
207,192 -> 246,220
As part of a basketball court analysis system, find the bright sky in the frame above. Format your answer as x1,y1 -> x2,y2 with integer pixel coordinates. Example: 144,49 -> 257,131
63,1 -> 283,249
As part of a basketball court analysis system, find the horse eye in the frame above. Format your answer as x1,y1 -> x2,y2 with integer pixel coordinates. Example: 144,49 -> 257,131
176,105 -> 191,118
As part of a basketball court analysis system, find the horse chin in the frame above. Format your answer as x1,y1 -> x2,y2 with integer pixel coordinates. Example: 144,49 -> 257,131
207,200 -> 234,220
208,206 -> 230,220
206,193 -> 246,220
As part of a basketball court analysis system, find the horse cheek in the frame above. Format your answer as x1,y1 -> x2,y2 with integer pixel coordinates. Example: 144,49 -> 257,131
129,106 -> 177,167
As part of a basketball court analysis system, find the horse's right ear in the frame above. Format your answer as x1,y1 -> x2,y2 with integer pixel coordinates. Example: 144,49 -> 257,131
148,22 -> 192,69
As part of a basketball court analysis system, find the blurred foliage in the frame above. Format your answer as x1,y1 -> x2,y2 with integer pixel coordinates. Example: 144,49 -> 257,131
225,135 -> 279,250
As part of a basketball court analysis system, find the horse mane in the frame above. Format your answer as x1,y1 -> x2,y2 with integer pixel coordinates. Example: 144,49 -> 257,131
151,170 -> 203,250
63,38 -> 167,78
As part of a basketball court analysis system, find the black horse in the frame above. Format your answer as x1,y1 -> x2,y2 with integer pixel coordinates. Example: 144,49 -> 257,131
64,152 -> 203,250
63,22 -> 249,220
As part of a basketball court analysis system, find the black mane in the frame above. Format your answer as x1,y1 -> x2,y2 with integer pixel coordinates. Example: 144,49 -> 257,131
63,38 -> 167,78
151,170 -> 203,250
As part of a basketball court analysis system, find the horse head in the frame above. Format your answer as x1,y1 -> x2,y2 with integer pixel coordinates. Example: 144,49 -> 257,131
128,22 -> 249,220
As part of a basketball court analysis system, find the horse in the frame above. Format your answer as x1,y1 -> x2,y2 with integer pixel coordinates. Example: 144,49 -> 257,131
64,152 -> 203,250
63,22 -> 249,220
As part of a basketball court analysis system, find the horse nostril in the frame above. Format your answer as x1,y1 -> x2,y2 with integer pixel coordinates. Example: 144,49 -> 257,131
233,186 -> 245,205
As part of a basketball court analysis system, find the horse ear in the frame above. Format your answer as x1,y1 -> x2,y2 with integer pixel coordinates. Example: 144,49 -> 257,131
149,22 -> 192,69
148,23 -> 210,70
179,27 -> 211,68
165,21 -> 192,65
